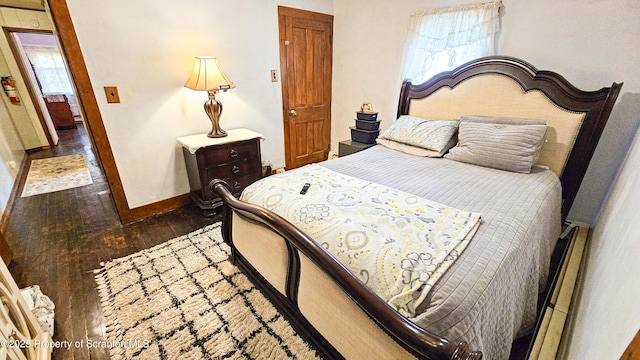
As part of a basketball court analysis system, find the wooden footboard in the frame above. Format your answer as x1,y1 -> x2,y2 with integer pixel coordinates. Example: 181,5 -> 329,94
211,179 -> 482,360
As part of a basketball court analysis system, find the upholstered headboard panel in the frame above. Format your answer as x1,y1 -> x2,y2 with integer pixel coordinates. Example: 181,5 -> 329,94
407,74 -> 584,176
397,56 -> 622,220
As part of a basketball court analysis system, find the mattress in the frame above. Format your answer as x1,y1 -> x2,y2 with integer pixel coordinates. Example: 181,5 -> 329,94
318,145 -> 562,360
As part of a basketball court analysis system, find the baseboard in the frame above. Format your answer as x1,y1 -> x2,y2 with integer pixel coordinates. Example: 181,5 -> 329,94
126,193 -> 191,223
24,146 -> 49,154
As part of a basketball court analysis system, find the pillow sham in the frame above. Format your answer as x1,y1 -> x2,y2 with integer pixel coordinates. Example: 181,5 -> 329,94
377,115 -> 459,152
376,137 -> 456,157
460,115 -> 548,165
460,115 -> 547,126
444,117 -> 547,174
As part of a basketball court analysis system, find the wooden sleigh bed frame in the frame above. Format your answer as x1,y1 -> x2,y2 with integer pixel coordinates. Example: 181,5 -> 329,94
211,57 -> 622,359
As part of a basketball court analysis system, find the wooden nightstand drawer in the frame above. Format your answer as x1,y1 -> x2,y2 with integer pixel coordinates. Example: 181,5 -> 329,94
205,156 -> 261,179
204,157 -> 262,196
178,129 -> 264,216
198,139 -> 259,164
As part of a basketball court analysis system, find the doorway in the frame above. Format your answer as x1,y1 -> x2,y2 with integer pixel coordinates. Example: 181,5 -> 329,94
9,30 -> 85,147
0,1 -> 145,224
278,6 -> 333,169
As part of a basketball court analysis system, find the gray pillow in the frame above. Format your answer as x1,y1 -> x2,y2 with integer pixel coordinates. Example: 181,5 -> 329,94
460,115 -> 546,126
444,116 -> 547,173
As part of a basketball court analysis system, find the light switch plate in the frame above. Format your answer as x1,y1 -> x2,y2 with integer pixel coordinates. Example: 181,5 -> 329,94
104,86 -> 120,103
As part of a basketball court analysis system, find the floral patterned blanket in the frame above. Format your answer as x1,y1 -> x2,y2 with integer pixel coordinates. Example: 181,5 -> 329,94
240,164 -> 481,316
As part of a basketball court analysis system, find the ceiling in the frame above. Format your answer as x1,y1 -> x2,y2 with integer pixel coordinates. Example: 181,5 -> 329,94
0,0 -> 45,11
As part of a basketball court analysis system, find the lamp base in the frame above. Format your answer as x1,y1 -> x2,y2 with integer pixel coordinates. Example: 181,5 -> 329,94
207,128 -> 228,138
204,92 -> 227,138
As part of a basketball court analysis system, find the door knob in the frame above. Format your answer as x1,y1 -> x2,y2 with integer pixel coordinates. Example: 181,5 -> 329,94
289,109 -> 297,116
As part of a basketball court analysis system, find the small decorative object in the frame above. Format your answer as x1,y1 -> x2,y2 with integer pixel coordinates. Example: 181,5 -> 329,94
351,101 -> 381,143
185,56 -> 235,138
356,101 -> 378,120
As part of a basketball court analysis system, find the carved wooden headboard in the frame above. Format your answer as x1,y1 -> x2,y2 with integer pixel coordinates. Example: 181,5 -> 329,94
397,56 -> 622,220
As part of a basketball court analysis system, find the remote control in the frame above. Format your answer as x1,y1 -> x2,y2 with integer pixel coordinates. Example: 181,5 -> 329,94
300,183 -> 311,195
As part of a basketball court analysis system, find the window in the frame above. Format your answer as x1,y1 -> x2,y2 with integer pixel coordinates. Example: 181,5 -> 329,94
403,1 -> 502,84
23,45 -> 74,95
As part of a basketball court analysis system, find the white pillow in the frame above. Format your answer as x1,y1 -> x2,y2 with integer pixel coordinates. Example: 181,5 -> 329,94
376,137 -> 456,157
377,115 -> 459,153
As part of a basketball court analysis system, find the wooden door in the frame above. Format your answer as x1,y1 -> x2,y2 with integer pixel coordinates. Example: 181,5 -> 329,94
278,7 -> 333,169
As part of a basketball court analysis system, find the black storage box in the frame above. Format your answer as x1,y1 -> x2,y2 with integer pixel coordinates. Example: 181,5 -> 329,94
355,119 -> 381,131
350,126 -> 379,144
356,111 -> 378,121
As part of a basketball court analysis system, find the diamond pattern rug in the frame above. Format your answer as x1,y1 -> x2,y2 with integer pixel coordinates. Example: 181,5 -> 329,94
94,223 -> 320,360
21,154 -> 93,197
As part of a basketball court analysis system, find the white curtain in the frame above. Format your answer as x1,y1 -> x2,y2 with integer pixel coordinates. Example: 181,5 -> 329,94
403,1 -> 502,84
22,45 -> 74,95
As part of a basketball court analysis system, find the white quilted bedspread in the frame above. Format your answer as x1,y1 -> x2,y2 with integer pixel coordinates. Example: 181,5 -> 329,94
321,146 -> 561,360
241,164 -> 481,317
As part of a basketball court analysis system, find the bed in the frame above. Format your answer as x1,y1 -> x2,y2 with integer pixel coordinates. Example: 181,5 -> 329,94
210,56 -> 621,359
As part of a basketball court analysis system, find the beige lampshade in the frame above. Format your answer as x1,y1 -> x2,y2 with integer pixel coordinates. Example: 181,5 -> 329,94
184,56 -> 235,92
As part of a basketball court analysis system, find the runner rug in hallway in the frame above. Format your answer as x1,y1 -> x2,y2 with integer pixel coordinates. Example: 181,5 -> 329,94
94,223 -> 320,360
21,154 -> 93,197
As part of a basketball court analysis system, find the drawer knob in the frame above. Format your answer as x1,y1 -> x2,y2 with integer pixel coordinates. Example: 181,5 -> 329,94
233,181 -> 242,189
229,149 -> 238,158
232,165 -> 240,174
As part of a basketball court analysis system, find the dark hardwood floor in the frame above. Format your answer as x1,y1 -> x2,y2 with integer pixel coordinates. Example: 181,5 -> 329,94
4,124 -> 218,360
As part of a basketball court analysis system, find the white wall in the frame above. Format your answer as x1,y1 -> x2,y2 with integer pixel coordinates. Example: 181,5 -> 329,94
16,32 -> 57,46
66,0 -> 332,208
565,128 -> 640,359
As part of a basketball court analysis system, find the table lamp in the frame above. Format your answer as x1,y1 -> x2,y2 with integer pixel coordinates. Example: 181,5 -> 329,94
184,56 -> 235,138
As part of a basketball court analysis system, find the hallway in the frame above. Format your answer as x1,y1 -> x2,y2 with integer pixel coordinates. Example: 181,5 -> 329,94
4,125 -> 217,359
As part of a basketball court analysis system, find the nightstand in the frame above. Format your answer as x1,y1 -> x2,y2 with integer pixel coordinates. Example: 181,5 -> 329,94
178,129 -> 263,216
338,139 -> 376,157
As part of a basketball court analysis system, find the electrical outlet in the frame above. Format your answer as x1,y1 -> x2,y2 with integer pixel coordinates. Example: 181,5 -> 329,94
104,86 -> 120,103
270,70 -> 278,82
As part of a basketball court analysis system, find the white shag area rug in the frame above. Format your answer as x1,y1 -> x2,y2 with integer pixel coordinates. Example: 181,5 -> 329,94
21,154 -> 93,197
94,223 -> 320,360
